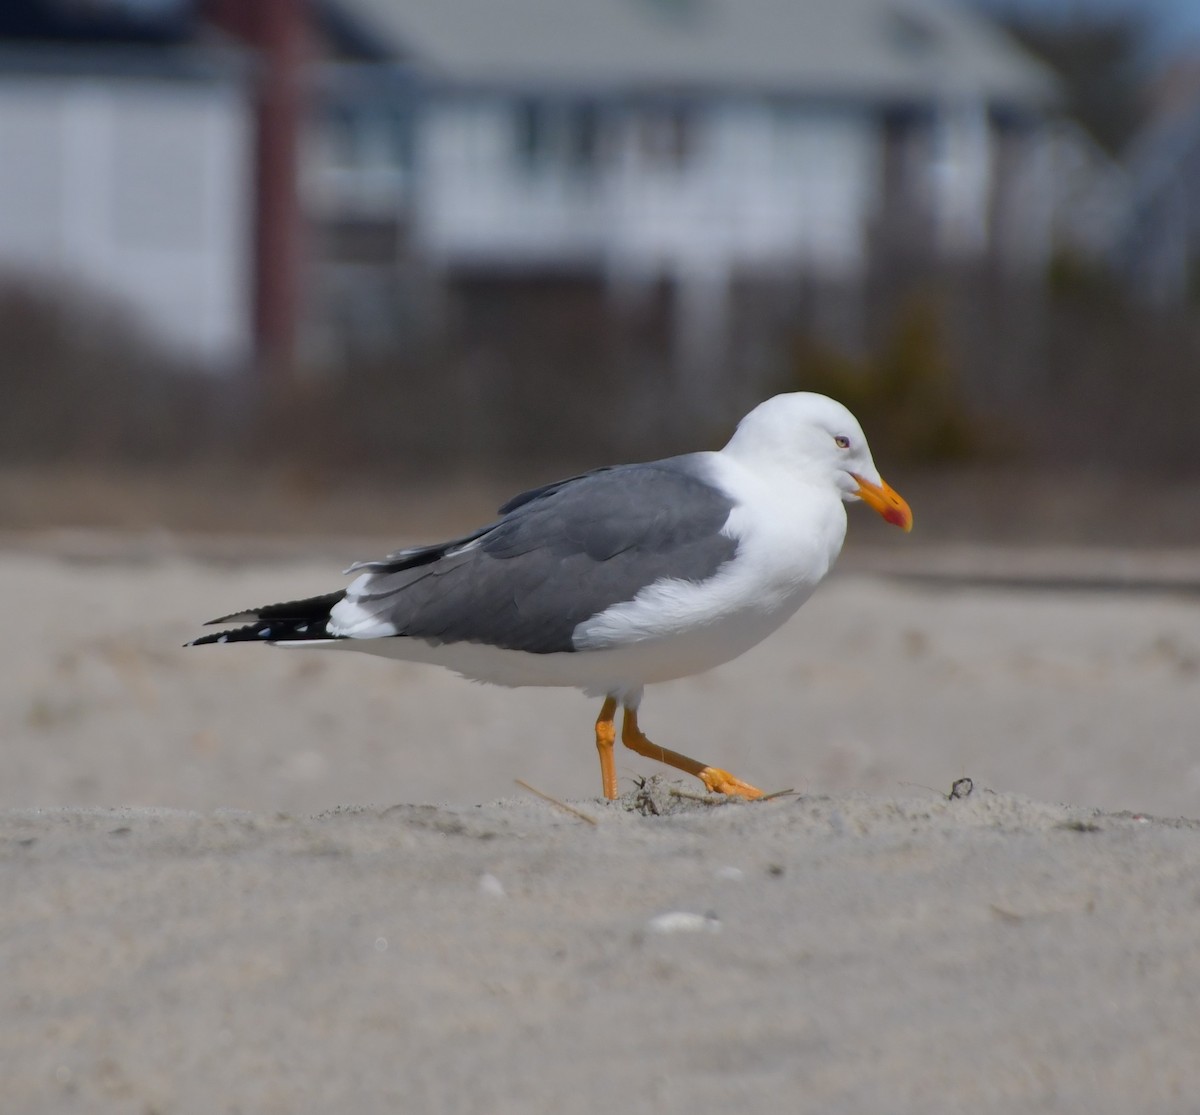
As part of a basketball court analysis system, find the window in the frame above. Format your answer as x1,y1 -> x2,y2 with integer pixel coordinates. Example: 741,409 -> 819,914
568,104 -> 600,171
637,105 -> 695,169
513,100 -> 605,175
513,99 -> 550,170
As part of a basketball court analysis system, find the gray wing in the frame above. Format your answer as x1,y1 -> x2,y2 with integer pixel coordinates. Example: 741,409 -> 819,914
330,456 -> 738,654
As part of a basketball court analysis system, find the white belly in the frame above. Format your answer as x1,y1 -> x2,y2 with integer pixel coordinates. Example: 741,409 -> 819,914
316,593 -> 808,697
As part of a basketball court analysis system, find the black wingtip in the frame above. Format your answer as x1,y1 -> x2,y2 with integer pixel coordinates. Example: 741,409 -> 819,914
190,591 -> 347,643
187,614 -> 341,648
187,628 -> 251,647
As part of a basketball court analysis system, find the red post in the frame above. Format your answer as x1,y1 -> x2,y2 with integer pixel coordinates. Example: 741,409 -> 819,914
209,0 -> 309,396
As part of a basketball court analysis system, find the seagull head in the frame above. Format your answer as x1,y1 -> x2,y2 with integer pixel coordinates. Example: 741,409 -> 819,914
723,392 -> 913,531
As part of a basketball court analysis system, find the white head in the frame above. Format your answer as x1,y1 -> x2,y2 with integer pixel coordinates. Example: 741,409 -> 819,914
722,393 -> 912,531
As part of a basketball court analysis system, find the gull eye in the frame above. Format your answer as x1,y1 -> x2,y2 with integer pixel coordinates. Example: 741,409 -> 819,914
834,435 -> 850,449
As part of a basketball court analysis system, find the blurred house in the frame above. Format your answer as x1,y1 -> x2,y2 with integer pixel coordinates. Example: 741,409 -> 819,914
0,1 -> 253,371
302,0 -> 1059,369
1117,57 -> 1200,307
0,0 -> 1060,383
1041,120 -> 1128,265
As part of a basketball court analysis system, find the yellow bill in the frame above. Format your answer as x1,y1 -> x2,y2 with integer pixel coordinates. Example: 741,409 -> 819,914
852,474 -> 913,532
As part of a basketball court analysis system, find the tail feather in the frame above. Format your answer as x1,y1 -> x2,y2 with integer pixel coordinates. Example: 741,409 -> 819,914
188,590 -> 346,647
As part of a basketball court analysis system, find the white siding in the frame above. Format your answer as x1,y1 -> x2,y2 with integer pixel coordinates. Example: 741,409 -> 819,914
0,74 -> 252,370
416,99 -> 606,263
929,98 -> 992,256
411,96 -> 878,281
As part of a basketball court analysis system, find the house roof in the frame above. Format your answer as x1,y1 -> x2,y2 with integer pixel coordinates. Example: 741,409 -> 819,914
323,0 -> 1057,108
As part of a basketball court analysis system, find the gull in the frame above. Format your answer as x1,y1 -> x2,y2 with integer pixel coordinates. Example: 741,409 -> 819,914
190,392 -> 912,799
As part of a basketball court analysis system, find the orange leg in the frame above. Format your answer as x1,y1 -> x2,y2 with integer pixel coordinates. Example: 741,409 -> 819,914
620,707 -> 763,799
595,696 -> 619,800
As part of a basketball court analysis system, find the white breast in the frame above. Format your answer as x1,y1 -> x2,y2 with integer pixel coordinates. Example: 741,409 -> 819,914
571,454 -> 848,663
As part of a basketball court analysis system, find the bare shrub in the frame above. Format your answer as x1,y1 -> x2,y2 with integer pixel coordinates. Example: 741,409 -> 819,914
0,275 -> 236,466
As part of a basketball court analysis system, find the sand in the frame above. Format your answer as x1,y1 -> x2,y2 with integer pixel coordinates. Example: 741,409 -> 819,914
3,543 -> 1200,1113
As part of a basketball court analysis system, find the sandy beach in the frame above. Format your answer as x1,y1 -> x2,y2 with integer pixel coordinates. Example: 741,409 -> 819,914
4,542 -> 1200,1112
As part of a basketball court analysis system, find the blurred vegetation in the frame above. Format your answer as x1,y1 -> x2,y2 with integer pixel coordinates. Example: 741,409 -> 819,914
1044,248 -> 1128,309
790,294 -> 984,466
0,276 -> 236,466
4,262 -> 1200,484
